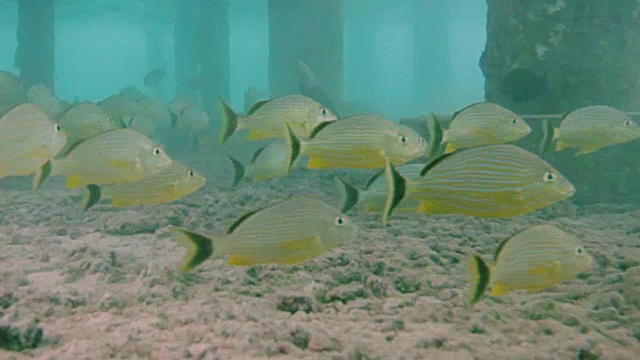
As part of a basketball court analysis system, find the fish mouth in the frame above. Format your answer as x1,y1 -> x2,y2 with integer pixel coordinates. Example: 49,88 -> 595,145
560,184 -> 576,198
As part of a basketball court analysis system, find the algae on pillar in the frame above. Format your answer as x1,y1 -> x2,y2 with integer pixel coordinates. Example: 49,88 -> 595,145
199,0 -> 230,126
15,0 -> 55,91
268,0 -> 344,103
481,0 -> 640,204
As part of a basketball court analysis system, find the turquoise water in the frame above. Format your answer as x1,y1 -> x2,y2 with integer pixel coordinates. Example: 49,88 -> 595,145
0,1 -> 639,359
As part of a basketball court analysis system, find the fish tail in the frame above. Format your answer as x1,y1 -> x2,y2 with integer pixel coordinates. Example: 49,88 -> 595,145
82,184 -> 102,210
427,113 -> 444,158
467,253 -> 491,305
170,227 -> 215,272
284,124 -> 302,173
219,98 -> 238,143
336,178 -> 360,213
382,158 -> 406,226
539,118 -> 555,154
33,160 -> 52,190
228,156 -> 245,187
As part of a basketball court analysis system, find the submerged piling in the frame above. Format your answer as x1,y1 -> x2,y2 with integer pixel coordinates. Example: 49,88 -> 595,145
268,0 -> 344,103
16,0 -> 55,91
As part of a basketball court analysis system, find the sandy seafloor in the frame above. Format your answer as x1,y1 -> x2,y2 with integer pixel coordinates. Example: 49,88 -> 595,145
1,149 -> 640,360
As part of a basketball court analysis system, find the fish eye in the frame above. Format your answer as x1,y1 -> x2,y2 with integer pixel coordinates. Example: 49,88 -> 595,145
334,216 -> 345,226
576,247 -> 584,254
152,147 -> 162,156
398,135 -> 408,144
510,118 -> 517,124
624,120 -> 633,126
54,123 -> 60,132
321,107 -> 328,116
543,172 -> 556,182
187,169 -> 194,177
419,137 -> 425,143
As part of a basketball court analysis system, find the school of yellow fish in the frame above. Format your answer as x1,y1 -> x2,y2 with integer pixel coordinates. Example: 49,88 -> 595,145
2,67 -> 638,305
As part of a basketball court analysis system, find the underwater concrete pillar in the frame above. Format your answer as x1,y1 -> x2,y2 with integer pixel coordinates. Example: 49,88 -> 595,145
199,0 -> 230,126
174,0 -> 200,99
412,0 -> 450,113
268,0 -> 344,102
16,0 -> 55,91
481,0 -> 640,204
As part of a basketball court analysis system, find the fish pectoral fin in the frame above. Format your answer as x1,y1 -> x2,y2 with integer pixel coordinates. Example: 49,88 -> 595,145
418,199 -> 435,213
308,149 -> 385,169
66,175 -> 84,189
490,281 -> 511,296
247,130 -> 269,140
574,146 -> 601,156
555,140 -> 569,152
444,142 -> 457,154
278,235 -> 323,251
526,261 -> 561,279
107,158 -> 138,170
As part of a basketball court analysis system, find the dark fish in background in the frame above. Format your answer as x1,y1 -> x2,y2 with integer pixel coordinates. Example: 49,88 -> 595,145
144,65 -> 168,87
298,59 -> 340,117
499,68 -> 548,103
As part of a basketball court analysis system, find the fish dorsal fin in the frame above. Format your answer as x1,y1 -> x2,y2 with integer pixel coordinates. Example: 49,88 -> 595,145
559,111 -> 571,122
364,170 -> 384,190
494,231 -> 516,261
309,121 -> 333,139
419,151 -> 458,177
247,99 -> 271,115
58,138 -> 87,158
226,209 -> 261,234
251,145 -> 268,163
450,102 -> 484,122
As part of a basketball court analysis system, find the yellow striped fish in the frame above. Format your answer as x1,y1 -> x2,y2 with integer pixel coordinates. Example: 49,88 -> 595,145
169,196 -> 357,271
98,94 -> 141,126
338,164 -> 423,214
467,224 -> 592,305
286,114 -> 428,170
0,70 -> 26,116
27,84 -> 63,119
432,102 -> 531,155
219,94 -> 337,143
0,103 -> 67,187
228,140 -> 292,186
382,144 -> 575,224
540,105 -> 639,155
58,102 -> 120,141
83,162 -> 205,209
49,128 -> 173,189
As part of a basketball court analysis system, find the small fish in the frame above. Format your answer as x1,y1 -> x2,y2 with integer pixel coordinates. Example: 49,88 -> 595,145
467,224 -> 592,305
540,105 -> 640,155
0,103 -> 67,188
99,94 -> 142,126
499,68 -> 548,103
286,114 -> 428,170
143,66 -> 168,87
338,164 -> 423,214
169,196 -> 358,271
136,96 -> 170,122
432,102 -> 531,155
382,144 -> 575,224
298,59 -> 340,117
48,128 -> 173,189
126,114 -> 155,137
83,162 -> 205,209
27,84 -> 63,119
0,70 -> 27,116
228,140 -> 292,186
57,102 -> 120,141
219,94 -> 337,143
119,85 -> 146,101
